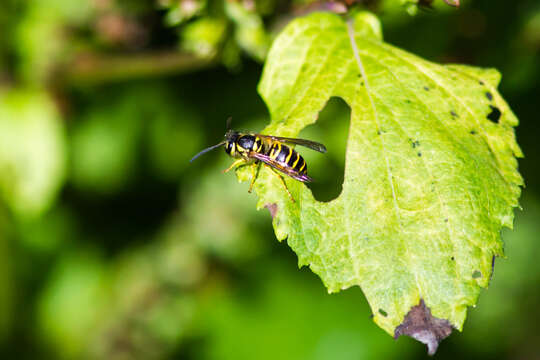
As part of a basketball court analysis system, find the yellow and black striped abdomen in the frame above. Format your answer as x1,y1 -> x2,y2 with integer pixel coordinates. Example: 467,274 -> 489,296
268,142 -> 307,174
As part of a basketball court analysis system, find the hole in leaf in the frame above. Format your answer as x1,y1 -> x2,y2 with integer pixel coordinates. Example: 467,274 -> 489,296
299,97 -> 349,202
487,105 -> 501,123
379,309 -> 388,317
485,91 -> 493,101
423,86 -> 430,91
472,270 -> 482,279
450,110 -> 459,118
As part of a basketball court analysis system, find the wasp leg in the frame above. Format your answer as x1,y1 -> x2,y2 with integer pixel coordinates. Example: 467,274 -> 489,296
223,159 -> 245,173
262,164 -> 295,202
248,162 -> 261,193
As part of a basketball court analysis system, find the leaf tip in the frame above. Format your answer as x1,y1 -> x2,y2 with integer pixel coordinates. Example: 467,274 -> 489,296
394,299 -> 454,356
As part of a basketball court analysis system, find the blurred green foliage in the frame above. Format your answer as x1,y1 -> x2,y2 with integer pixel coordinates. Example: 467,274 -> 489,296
0,0 -> 538,359
70,83 -> 203,192
0,89 -> 66,218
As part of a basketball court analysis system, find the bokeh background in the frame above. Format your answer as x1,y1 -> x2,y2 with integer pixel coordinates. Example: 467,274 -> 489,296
0,0 -> 539,359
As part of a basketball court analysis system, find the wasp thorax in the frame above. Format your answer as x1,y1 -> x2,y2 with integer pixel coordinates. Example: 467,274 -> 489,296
238,135 -> 258,151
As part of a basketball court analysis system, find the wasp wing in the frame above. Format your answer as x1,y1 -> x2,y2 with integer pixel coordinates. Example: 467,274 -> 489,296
249,152 -> 313,183
255,134 -> 326,153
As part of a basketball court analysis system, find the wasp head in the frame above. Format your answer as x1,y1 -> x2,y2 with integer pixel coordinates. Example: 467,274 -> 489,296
224,130 -> 239,156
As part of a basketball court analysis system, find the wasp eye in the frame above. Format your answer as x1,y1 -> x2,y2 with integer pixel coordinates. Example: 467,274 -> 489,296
225,141 -> 233,154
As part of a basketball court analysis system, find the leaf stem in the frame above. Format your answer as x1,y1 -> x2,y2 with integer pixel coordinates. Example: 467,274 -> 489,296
61,51 -> 218,87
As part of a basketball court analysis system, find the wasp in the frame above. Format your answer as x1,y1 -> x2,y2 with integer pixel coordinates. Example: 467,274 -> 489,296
190,121 -> 326,202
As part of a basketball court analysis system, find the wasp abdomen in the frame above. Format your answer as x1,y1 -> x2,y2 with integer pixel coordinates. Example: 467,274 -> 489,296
269,143 -> 307,174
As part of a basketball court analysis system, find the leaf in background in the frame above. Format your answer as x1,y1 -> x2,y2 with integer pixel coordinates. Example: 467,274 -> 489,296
38,251 -> 108,359
71,83 -> 199,192
238,11 -> 523,352
15,0 -> 93,84
17,205 -> 76,253
162,0 -> 207,26
196,259 -> 413,360
86,243 -> 200,360
183,157 -> 269,262
70,99 -> 142,194
147,103 -> 203,181
181,17 -> 227,58
225,1 -> 270,61
0,89 -> 66,218
0,207 -> 11,343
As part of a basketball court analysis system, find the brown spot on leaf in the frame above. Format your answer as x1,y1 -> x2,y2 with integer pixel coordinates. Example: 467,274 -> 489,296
265,203 -> 278,218
394,299 -> 453,356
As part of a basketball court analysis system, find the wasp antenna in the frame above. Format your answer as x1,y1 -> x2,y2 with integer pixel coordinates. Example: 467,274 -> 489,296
226,116 -> 232,131
190,142 -> 226,162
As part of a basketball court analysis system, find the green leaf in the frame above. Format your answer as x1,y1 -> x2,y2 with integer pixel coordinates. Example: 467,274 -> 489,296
237,11 -> 523,342
38,251 -> 108,359
0,209 -> 12,341
0,89 -> 66,218
225,1 -> 270,61
162,0 -> 206,26
70,98 -> 142,194
15,0 -> 93,84
197,259 -> 411,360
181,17 -> 227,58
